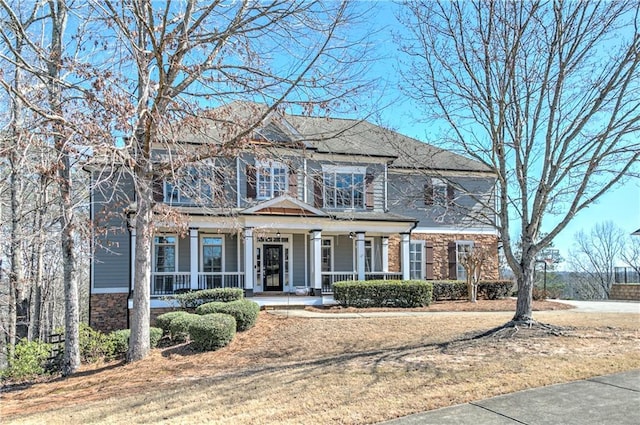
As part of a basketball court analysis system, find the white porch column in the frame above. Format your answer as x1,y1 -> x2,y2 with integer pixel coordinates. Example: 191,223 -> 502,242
381,236 -> 389,273
356,232 -> 365,281
401,233 -> 411,280
311,229 -> 322,295
244,227 -> 254,296
130,228 -> 136,291
189,228 -> 199,290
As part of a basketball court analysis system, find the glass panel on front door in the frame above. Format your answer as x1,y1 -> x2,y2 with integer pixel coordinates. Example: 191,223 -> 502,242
264,245 -> 283,291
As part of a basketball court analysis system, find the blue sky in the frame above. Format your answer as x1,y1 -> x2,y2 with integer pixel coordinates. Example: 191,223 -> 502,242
361,1 -> 640,265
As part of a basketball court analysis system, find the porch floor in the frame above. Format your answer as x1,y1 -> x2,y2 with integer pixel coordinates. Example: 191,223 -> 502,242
251,295 -> 336,309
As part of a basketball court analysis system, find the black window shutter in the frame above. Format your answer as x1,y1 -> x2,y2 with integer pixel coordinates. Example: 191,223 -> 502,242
447,184 -> 455,205
313,174 -> 323,208
152,173 -> 164,203
246,165 -> 256,199
365,173 -> 374,210
288,168 -> 298,198
448,241 -> 457,280
424,180 -> 434,206
425,242 -> 434,280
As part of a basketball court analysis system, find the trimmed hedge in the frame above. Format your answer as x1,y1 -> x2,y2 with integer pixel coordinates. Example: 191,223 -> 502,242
172,288 -> 244,308
333,280 -> 432,308
195,299 -> 260,331
168,313 -> 200,342
109,327 -> 163,358
188,313 -> 236,352
156,311 -> 192,336
431,280 -> 514,301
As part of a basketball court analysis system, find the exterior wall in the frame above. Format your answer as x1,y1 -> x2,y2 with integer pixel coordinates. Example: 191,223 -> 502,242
292,233 -> 306,284
90,293 -> 128,332
610,284 -> 640,301
177,234 -> 190,272
387,173 -> 495,231
92,170 -> 133,291
334,235 -> 355,271
388,232 -> 499,280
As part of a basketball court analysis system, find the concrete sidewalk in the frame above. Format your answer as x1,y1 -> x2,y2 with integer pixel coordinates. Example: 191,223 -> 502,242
379,370 -> 640,425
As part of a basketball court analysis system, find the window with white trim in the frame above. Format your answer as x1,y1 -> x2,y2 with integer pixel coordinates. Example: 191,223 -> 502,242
165,166 -> 213,205
321,238 -> 333,272
323,166 -> 365,209
425,178 -> 453,207
256,161 -> 287,200
201,236 -> 223,273
364,239 -> 373,272
456,241 -> 474,281
154,236 -> 176,272
410,241 -> 425,280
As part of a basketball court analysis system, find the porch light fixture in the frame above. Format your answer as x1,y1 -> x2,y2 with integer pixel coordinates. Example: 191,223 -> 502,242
349,232 -> 355,239
276,230 -> 281,238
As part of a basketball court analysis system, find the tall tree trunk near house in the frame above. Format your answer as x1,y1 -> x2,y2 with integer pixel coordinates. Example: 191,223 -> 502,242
513,256 -> 536,322
28,177 -> 47,341
127,163 -> 153,362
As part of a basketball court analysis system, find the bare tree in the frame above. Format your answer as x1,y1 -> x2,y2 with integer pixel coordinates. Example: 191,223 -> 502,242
569,221 -> 626,299
621,235 -> 640,276
398,1 -> 640,324
459,245 -> 491,303
91,0 -> 372,362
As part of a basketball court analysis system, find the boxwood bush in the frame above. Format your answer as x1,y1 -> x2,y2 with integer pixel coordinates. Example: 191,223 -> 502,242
156,311 -> 192,335
188,313 -> 236,352
431,280 -> 514,301
167,313 -> 200,342
172,288 -> 244,308
333,280 -> 432,308
109,327 -> 163,358
195,299 -> 260,331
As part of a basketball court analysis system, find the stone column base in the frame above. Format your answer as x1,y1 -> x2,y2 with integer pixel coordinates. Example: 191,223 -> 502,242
90,292 -> 129,332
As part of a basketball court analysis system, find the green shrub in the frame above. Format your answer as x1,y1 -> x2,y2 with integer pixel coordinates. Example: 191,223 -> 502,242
171,288 -> 244,308
1,339 -> 52,381
196,299 -> 260,331
431,280 -> 514,301
156,311 -> 191,335
169,313 -> 200,342
108,327 -> 164,358
188,313 -> 236,352
333,280 -> 432,308
431,281 -> 467,301
79,323 -> 115,363
478,280 -> 515,300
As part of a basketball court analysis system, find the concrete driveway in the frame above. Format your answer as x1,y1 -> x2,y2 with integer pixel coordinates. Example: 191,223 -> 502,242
552,299 -> 640,313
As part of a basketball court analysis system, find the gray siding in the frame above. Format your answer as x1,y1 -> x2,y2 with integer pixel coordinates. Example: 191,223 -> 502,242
225,233 -> 239,272
92,170 -> 133,290
292,233 -> 306,285
178,235 -> 190,272
387,173 -> 495,229
334,235 -> 354,271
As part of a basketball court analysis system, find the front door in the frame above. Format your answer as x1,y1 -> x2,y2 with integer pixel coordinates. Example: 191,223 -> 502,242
263,244 -> 283,291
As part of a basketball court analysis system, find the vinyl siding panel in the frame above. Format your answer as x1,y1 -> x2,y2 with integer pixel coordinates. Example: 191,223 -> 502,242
334,235 -> 354,271
292,234 -> 306,284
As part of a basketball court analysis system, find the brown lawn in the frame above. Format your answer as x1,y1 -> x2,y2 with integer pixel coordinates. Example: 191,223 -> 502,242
1,300 -> 638,425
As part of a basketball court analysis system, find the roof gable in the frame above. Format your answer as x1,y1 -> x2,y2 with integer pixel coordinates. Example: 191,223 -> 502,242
242,195 -> 327,217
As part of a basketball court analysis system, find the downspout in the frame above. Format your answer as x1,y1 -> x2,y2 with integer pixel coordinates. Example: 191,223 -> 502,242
303,157 -> 308,203
236,156 -> 241,207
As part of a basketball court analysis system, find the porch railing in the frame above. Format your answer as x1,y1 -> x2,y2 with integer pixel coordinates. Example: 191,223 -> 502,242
614,267 -> 640,284
321,271 -> 404,293
198,272 -> 245,290
150,272 -> 245,296
151,272 -> 191,296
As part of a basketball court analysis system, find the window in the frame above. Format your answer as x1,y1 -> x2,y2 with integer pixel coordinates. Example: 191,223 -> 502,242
364,239 -> 373,272
321,238 -> 333,272
456,241 -> 474,281
410,241 -> 425,280
323,166 -> 366,209
154,236 -> 176,272
153,235 -> 177,294
201,237 -> 223,273
425,178 -> 454,207
256,161 -> 287,200
165,166 -> 213,205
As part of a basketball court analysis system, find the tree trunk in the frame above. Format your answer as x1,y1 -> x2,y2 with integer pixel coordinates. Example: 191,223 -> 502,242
513,255 -> 536,322
127,169 -> 153,362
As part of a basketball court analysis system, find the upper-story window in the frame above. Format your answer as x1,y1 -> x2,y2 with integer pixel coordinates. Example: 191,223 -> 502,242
322,165 -> 366,209
256,161 -> 288,200
164,166 -> 214,205
424,177 -> 454,207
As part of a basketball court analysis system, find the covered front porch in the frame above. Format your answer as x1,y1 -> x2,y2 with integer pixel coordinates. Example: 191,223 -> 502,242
131,196 -> 417,297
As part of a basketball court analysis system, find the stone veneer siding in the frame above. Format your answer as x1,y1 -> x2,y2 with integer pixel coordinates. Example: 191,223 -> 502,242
90,293 -> 129,332
388,232 -> 499,280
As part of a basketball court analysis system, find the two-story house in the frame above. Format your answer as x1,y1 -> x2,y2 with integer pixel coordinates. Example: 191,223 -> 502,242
89,102 -> 499,331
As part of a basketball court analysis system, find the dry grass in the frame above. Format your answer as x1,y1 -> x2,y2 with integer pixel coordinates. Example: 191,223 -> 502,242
1,302 -> 639,425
